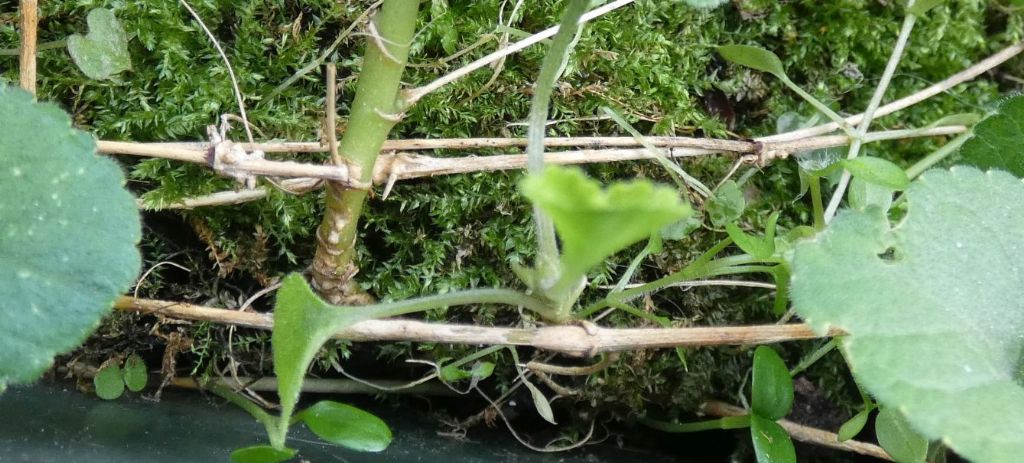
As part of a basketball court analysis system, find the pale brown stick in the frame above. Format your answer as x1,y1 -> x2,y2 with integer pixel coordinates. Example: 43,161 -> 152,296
703,401 -> 893,462
126,126 -> 966,210
114,296 -> 841,357
98,125 -> 964,157
760,40 -> 1024,143
18,0 -> 38,95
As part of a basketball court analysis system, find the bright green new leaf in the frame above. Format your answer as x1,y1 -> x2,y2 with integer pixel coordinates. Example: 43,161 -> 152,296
298,401 -> 392,452
520,166 -> 691,279
960,96 -> 1024,177
67,9 -> 132,80
841,157 -> 909,191
908,0 -> 946,15
716,45 -> 787,80
750,415 -> 796,463
0,85 -> 140,391
230,445 -> 297,463
94,364 -> 125,400
847,177 -> 894,212
791,167 -> 1024,462
837,409 -> 871,442
440,361 -> 495,383
875,408 -> 928,463
122,354 -> 148,392
751,346 -> 793,421
706,180 -> 745,228
726,224 -> 773,260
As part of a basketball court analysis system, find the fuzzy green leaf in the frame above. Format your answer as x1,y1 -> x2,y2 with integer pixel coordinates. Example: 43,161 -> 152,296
520,166 -> 691,279
94,364 -> 125,400
875,408 -> 928,463
750,415 -> 796,463
67,9 -> 132,80
960,96 -> 1024,177
706,180 -> 746,227
230,445 -> 297,463
716,45 -> 787,80
791,167 -> 1024,462
272,274 -> 364,442
0,85 -> 140,391
841,157 -> 909,191
751,346 -> 793,421
297,401 -> 392,452
122,354 -> 148,392
908,0 -> 946,16
837,408 -> 871,442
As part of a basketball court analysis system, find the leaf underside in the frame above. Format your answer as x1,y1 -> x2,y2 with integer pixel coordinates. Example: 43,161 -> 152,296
792,167 -> 1024,462
0,85 -> 140,390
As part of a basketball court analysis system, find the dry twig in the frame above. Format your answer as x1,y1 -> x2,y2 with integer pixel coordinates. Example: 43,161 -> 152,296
18,0 -> 37,95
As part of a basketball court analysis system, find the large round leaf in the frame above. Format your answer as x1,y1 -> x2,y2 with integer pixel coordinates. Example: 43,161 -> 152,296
791,167 -> 1024,462
0,85 -> 140,390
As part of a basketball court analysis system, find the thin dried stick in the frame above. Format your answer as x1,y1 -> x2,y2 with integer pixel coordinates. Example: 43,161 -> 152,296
760,40 -> 1024,143
114,296 -> 841,357
18,0 -> 37,95
171,376 -> 456,396
127,126 -> 966,209
703,401 -> 893,461
403,0 -> 636,105
179,0 -> 255,144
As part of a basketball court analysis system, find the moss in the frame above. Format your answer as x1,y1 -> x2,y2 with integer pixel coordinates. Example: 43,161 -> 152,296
3,0 -> 1021,432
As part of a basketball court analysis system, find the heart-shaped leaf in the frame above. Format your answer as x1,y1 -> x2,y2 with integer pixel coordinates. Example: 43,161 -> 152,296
67,9 -> 132,80
751,346 -> 794,421
230,445 -> 297,463
791,167 -> 1024,462
960,95 -> 1024,177
750,415 -> 796,463
520,166 -> 691,280
707,180 -> 746,227
297,401 -> 392,452
122,354 -> 148,392
0,85 -> 140,392
94,363 -> 125,400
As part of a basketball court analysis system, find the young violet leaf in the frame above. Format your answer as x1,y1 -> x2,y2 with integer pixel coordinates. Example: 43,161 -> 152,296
791,167 -> 1024,462
750,415 -> 797,463
122,354 -> 148,392
837,408 -> 871,442
726,224 -> 773,260
960,95 -> 1024,177
519,166 -> 692,280
840,157 -> 909,191
907,0 -> 947,16
67,9 -> 132,80
875,408 -> 928,463
272,274 -> 363,445
706,180 -> 745,228
297,401 -> 393,452
847,177 -> 894,212
716,44 -> 787,80
230,445 -> 297,463
0,85 -> 140,391
751,346 -> 794,421
94,363 -> 125,400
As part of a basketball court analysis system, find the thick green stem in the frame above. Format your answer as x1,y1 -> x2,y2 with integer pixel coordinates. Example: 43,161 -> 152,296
906,133 -> 971,179
310,0 -> 420,304
526,0 -> 590,291
640,415 -> 751,433
808,175 -> 825,231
